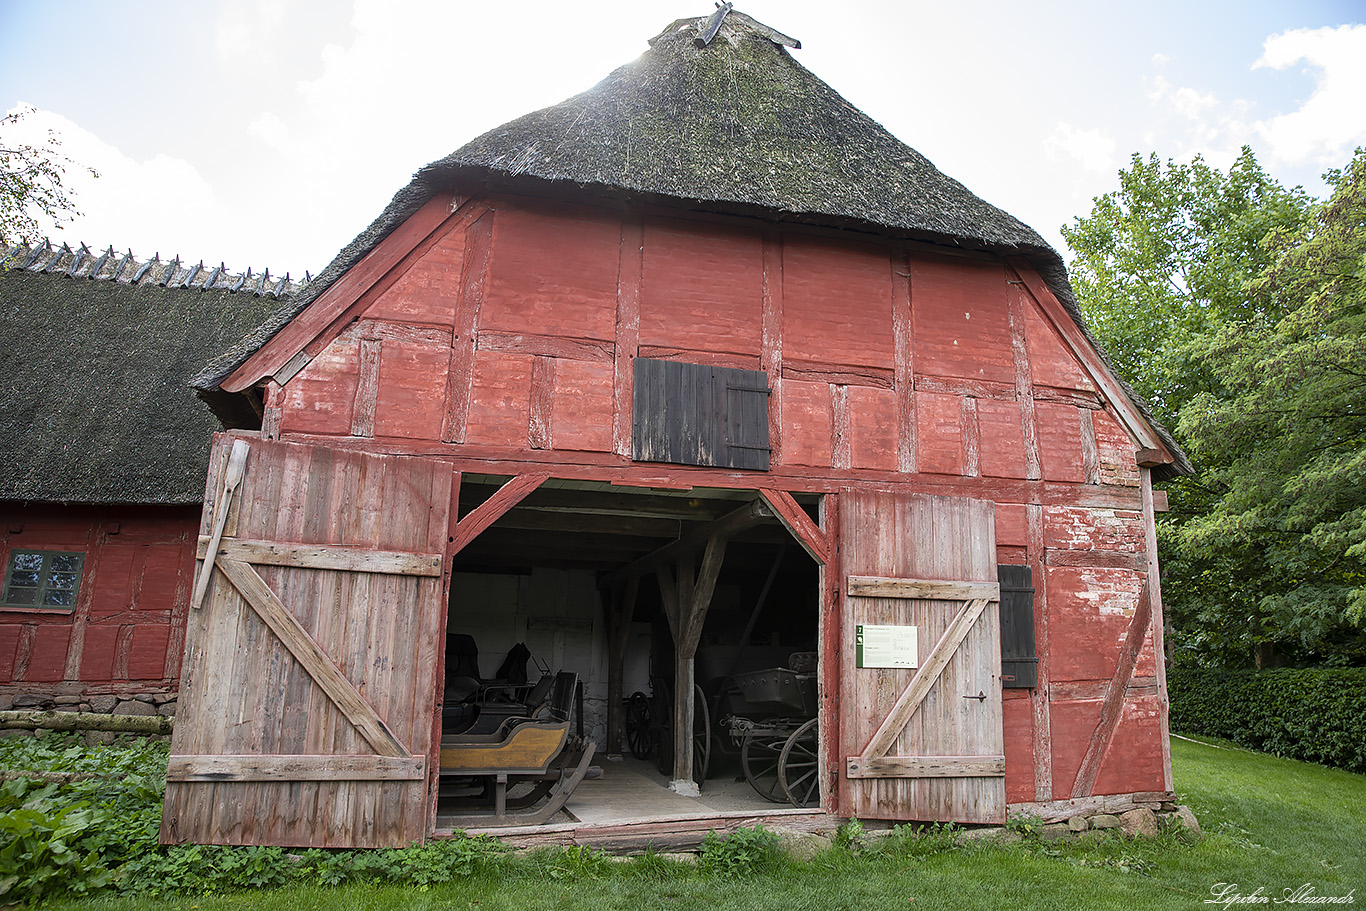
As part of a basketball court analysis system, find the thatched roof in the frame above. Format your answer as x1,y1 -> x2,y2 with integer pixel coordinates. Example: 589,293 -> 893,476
195,7 -> 1191,479
0,242 -> 305,504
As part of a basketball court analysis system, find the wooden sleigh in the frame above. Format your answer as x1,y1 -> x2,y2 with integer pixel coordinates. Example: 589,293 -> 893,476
438,670 -> 596,827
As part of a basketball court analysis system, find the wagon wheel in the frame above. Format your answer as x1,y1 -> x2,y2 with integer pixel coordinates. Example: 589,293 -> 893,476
778,718 -> 820,808
740,729 -> 789,802
651,682 -> 711,782
692,685 -> 711,782
625,691 -> 653,760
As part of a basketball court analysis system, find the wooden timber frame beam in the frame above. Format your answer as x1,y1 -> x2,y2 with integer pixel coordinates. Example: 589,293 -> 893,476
599,498 -> 773,589
603,578 -> 638,757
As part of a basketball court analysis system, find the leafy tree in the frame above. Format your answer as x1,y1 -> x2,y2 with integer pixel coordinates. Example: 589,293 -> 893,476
1177,149 -> 1366,664
1062,147 -> 1366,667
0,106 -> 95,247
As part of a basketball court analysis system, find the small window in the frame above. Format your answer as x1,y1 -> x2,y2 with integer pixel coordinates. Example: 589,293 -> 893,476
2,550 -> 85,609
632,358 -> 771,470
998,564 -> 1037,688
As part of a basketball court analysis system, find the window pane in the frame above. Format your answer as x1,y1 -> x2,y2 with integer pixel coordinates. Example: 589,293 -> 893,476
12,552 -> 43,572
5,588 -> 36,605
50,554 -> 82,573
47,571 -> 78,590
9,570 -> 39,588
43,588 -> 76,607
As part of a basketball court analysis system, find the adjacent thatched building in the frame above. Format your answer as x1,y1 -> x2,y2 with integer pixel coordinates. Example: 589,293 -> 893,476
0,242 -> 301,701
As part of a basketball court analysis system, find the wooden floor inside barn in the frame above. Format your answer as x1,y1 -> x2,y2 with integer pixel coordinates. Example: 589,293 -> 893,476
440,757 -> 831,849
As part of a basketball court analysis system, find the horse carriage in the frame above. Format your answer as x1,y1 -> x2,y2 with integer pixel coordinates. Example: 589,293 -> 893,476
626,648 -> 820,808
438,635 -> 595,826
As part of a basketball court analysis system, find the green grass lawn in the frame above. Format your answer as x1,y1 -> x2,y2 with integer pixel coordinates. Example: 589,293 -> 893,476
35,736 -> 1366,911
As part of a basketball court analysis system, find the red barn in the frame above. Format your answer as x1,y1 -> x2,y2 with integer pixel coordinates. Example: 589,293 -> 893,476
13,9 -> 1193,848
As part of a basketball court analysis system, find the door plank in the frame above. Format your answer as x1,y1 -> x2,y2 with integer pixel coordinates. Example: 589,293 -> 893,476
859,596 -> 994,761
847,755 -> 1006,778
167,754 -> 425,781
217,558 -> 410,759
198,536 -> 442,576
847,577 -> 999,601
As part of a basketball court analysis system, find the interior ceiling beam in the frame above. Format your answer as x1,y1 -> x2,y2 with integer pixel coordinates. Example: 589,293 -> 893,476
599,498 -> 773,589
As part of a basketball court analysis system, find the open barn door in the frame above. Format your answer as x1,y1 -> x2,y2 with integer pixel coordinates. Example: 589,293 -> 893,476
838,492 -> 1005,823
161,435 -> 453,848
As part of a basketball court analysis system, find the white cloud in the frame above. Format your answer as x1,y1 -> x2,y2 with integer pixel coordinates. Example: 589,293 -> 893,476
1043,123 -> 1119,173
1146,75 -> 1218,119
3,104 -> 235,266
1253,24 -> 1366,166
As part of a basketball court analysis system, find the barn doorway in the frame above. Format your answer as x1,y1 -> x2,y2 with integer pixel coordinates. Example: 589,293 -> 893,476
435,477 -> 823,832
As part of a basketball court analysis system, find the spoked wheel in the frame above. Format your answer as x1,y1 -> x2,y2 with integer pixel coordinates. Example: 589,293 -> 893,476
625,691 -> 653,760
651,681 -> 711,783
741,729 -> 789,802
691,684 -> 711,783
778,718 -> 820,808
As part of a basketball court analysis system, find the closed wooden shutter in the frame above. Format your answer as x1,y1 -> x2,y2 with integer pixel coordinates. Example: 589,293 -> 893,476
161,435 -> 453,848
632,358 -> 770,470
839,491 -> 1006,823
998,565 -> 1038,688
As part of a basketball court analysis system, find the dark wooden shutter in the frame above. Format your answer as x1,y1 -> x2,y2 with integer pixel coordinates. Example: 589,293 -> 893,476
998,564 -> 1037,689
632,358 -> 770,470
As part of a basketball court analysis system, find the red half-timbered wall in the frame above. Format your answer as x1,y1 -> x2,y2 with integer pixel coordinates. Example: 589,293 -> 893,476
0,505 -> 195,696
238,191 -> 1173,803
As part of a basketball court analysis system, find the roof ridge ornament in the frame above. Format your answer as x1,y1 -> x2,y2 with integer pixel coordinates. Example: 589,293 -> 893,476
696,2 -> 733,46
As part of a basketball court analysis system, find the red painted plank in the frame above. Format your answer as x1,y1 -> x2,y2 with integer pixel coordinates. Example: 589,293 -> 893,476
551,359 -> 615,453
0,626 -> 22,681
128,623 -> 172,680
78,624 -> 120,681
372,338 -> 449,441
482,202 -> 621,341
847,385 -> 897,471
529,356 -> 555,450
641,217 -> 763,356
914,392 -> 964,476
910,255 -> 1014,385
442,209 -> 495,444
1002,692 -> 1035,803
1035,402 -> 1087,483
777,379 -> 833,468
280,337 -> 360,437
25,625 -> 72,682
782,236 -> 894,370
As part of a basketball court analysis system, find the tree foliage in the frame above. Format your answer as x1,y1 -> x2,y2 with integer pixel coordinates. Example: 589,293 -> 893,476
1177,150 -> 1366,657
1064,146 -> 1365,667
0,107 -> 94,247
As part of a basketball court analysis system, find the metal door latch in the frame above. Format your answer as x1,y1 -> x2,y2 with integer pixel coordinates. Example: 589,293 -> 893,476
963,691 -> 986,702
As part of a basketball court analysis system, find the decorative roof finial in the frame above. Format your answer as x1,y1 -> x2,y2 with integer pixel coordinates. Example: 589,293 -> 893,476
696,2 -> 733,46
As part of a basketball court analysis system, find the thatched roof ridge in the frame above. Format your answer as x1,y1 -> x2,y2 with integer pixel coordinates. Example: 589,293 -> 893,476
191,8 -> 1191,479
0,242 -> 304,504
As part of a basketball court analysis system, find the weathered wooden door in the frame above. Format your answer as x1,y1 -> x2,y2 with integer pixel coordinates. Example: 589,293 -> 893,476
161,435 -> 453,848
838,492 -> 1005,823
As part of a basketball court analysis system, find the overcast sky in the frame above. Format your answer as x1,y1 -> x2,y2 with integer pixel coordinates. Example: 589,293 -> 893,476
3,1 -> 1364,279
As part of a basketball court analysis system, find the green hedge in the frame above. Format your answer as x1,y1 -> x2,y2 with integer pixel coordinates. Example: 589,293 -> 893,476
1168,667 -> 1366,773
